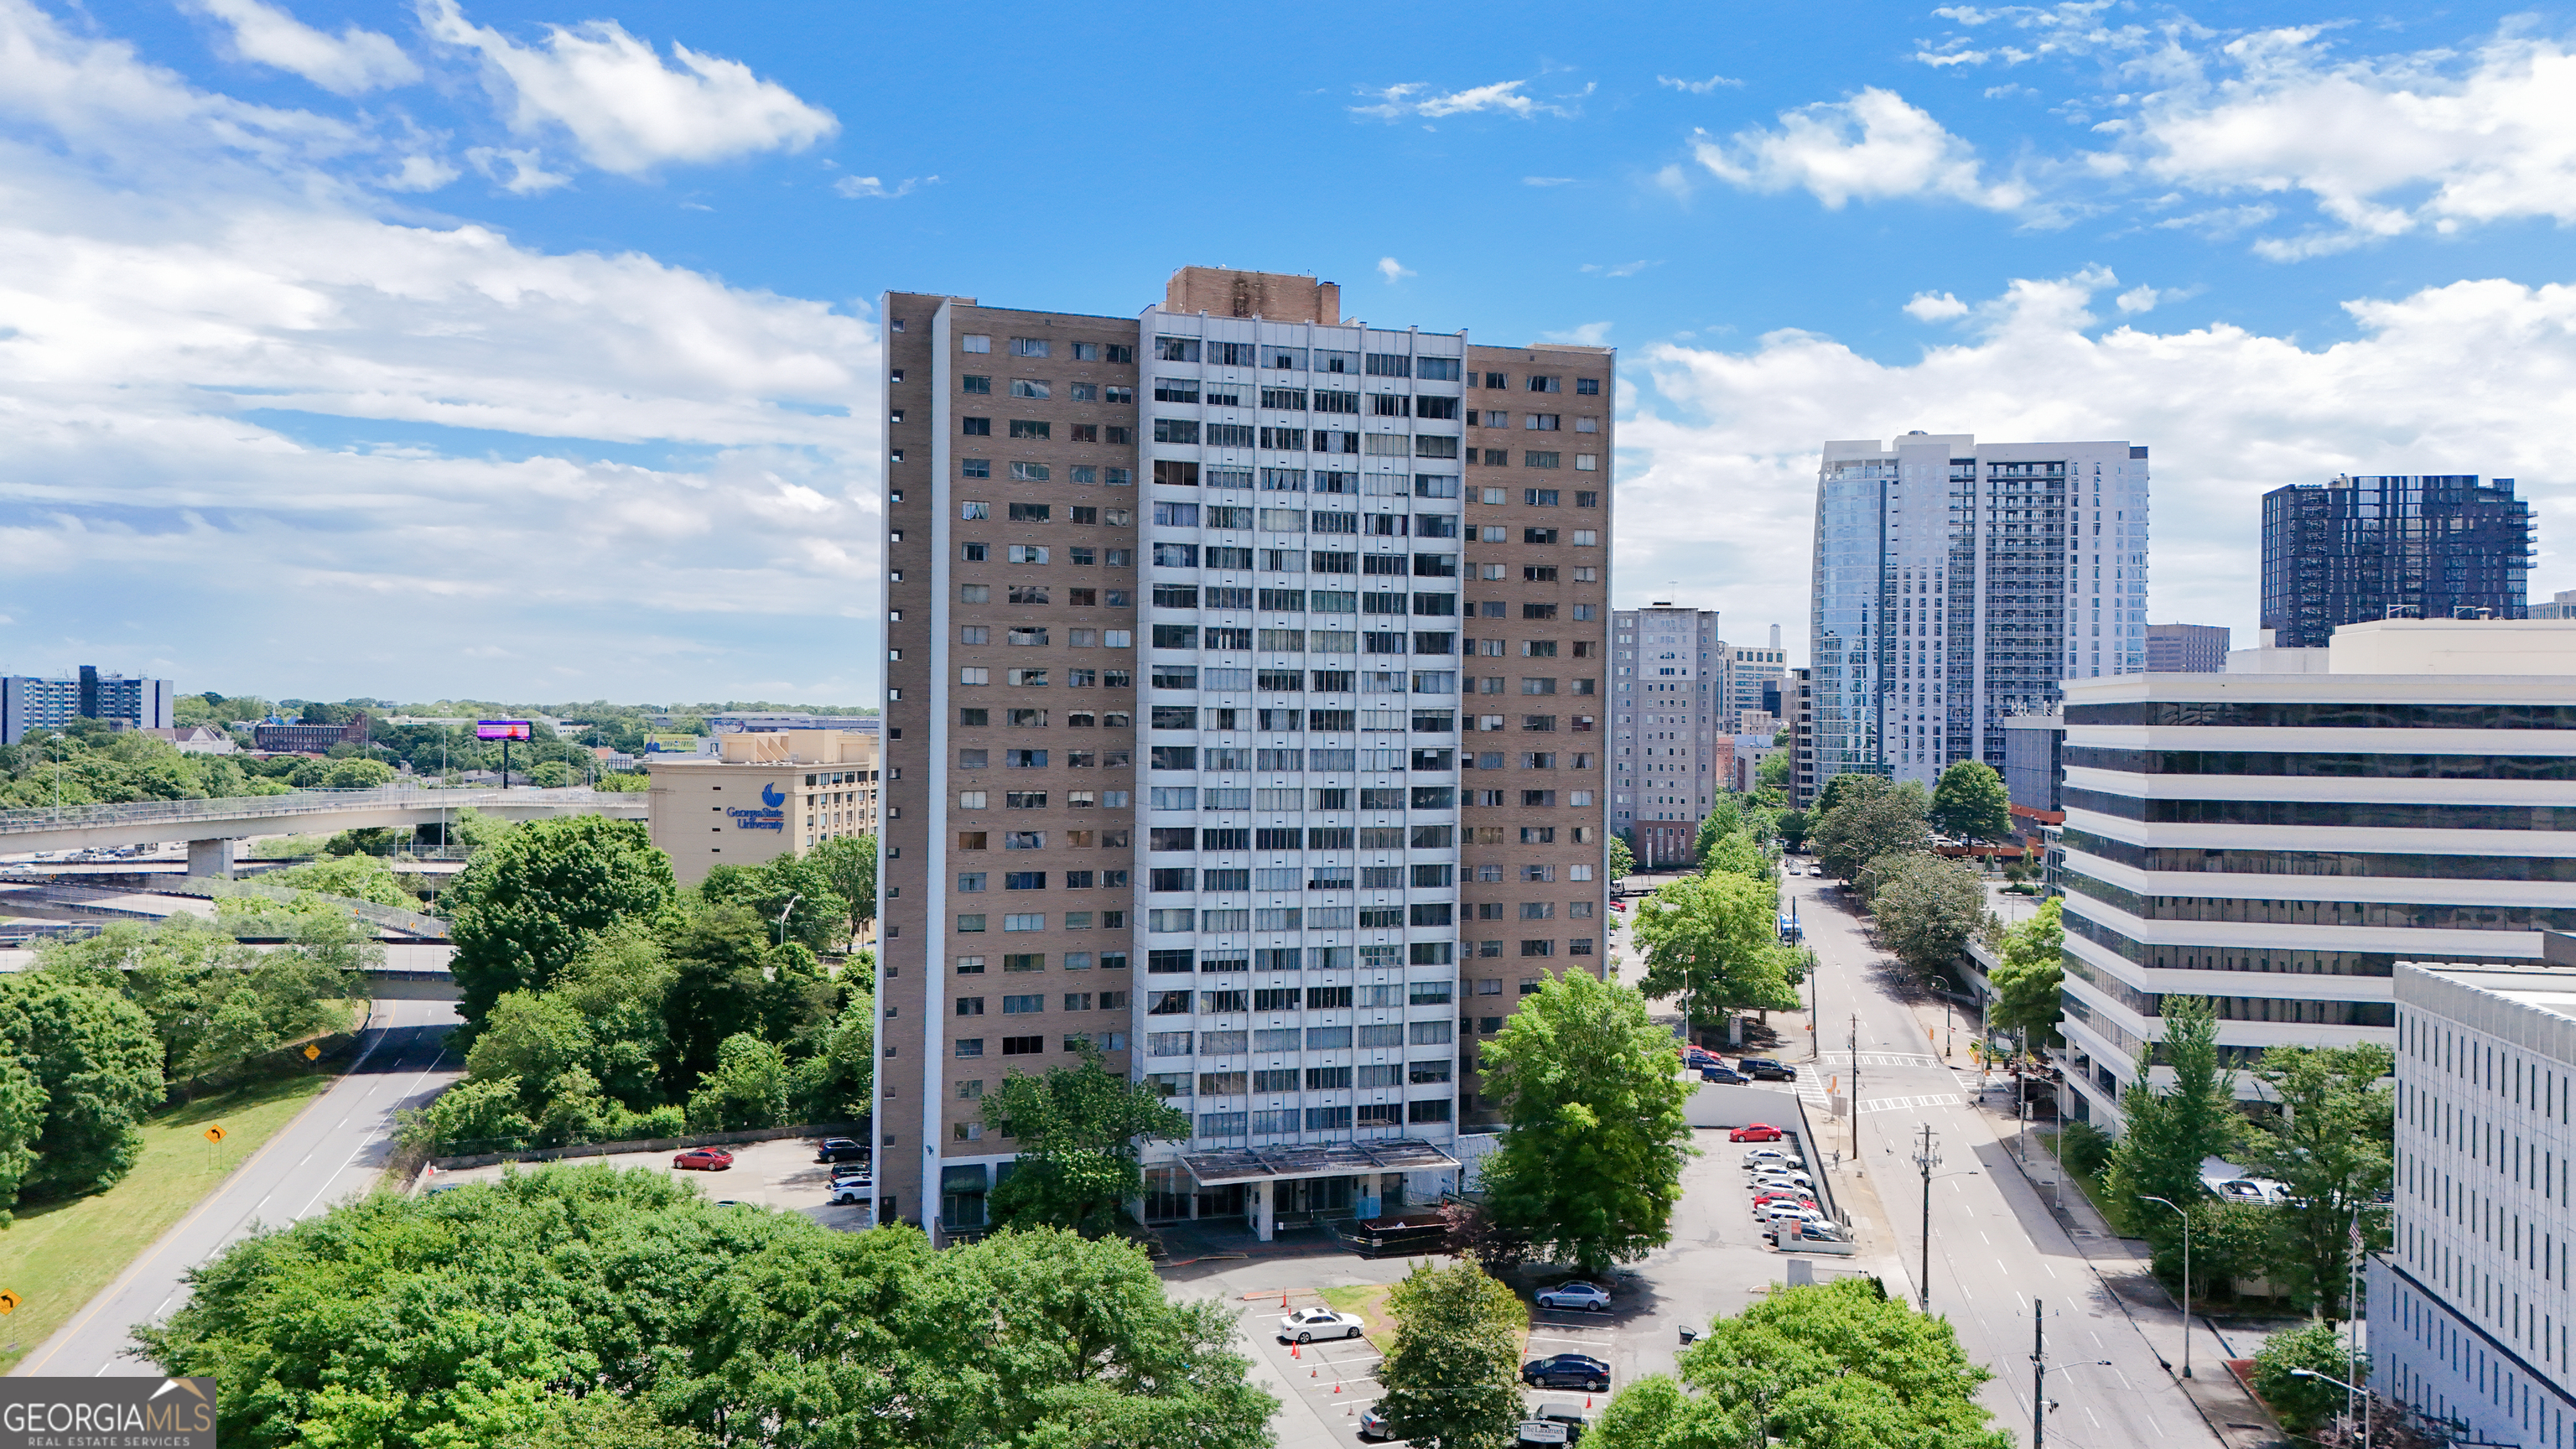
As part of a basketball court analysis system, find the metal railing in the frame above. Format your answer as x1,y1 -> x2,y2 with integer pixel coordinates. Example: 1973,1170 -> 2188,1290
0,787 -> 635,837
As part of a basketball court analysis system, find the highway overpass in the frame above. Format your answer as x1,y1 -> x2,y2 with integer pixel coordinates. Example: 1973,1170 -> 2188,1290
0,787 -> 644,875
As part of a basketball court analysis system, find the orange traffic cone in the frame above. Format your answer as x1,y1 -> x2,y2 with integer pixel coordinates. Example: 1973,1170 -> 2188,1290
1291,1343 -> 1301,1359
1334,1384 -> 1343,1395
1586,1396 -> 1593,1409
1311,1368 -> 1317,1379
1280,1290 -> 1288,1307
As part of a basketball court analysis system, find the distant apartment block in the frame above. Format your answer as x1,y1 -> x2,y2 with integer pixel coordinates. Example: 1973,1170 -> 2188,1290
2144,623 -> 2230,673
1810,432 -> 2149,801
0,667 -> 175,745
879,267 -> 1612,1239
2531,588 -> 2576,621
2262,475 -> 2532,647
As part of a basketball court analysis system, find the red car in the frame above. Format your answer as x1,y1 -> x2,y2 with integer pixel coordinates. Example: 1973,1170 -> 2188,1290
1729,1124 -> 1785,1143
1752,1190 -> 1817,1209
673,1147 -> 734,1171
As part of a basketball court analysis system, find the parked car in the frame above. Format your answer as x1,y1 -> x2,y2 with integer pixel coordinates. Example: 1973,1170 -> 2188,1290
1742,1146 -> 1800,1167
1358,1405 -> 1392,1441
673,1147 -> 734,1171
829,1162 -> 873,1184
1739,1059 -> 1799,1082
1535,1280 -> 1612,1312
1700,1065 -> 1750,1085
1729,1123 -> 1786,1143
828,1181 -> 872,1205
814,1138 -> 869,1164
1277,1306 -> 1364,1343
1522,1354 -> 1612,1391
1750,1171 -> 1815,1192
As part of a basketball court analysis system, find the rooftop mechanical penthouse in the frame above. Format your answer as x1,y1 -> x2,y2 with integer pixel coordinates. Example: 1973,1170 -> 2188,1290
876,267 -> 1615,1240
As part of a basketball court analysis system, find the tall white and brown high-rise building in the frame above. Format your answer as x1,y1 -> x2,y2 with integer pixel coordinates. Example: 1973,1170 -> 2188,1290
878,268 -> 1612,1240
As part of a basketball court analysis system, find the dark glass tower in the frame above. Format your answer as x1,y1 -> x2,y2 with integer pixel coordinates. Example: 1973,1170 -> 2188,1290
2261,475 -> 2532,647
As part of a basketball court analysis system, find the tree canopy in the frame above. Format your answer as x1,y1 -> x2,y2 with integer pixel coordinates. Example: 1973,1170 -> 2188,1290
0,974 -> 164,1203
1987,898 -> 2065,1046
1593,1277 -> 2007,1449
1478,970 -> 1696,1272
37,916 -> 366,1088
983,1052 -> 1192,1234
1928,760 -> 2011,842
446,815 -> 678,1026
1374,1260 -> 1526,1449
1631,870 -> 1800,1026
807,834 -> 879,938
138,1165 -> 1275,1449
699,854 -> 853,953
1808,776 -> 1929,881
2106,995 -> 2236,1237
2237,1042 -> 2394,1322
1863,854 -> 1990,980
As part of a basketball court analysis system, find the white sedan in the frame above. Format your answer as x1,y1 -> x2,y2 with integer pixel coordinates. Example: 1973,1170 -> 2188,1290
1535,1280 -> 1613,1312
1278,1306 -> 1365,1343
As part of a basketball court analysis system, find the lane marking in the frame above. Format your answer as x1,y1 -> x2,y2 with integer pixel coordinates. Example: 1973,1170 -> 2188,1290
17,1000 -> 413,1377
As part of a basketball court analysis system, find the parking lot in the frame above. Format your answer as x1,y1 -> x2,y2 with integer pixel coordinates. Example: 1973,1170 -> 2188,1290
422,1136 -> 876,1230
1238,1291 -> 1619,1446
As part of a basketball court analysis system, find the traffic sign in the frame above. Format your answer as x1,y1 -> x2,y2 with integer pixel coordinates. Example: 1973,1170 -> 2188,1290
203,1124 -> 226,1145
304,1044 -> 321,1061
0,1291 -> 20,1315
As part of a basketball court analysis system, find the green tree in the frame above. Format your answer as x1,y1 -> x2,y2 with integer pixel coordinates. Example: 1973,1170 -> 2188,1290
1864,854 -> 1990,980
1775,808 -> 1810,850
0,975 -> 165,1199
1928,760 -> 2011,841
397,1074 -> 536,1154
140,1165 -> 1274,1449
529,761 -> 578,788
320,757 -> 396,789
2250,1321 -> 2361,1434
37,917 -> 361,1088
1375,1260 -> 1527,1449
660,906 -> 834,1083
0,1057 -> 47,1226
2237,1043 -> 2395,1321
792,997 -> 873,1124
1478,970 -> 1696,1272
1631,870 -> 1799,1030
1988,898 -> 2066,1046
1808,776 -> 1929,881
982,1052 -> 1191,1233
1690,797 -> 1746,867
2106,995 -> 2236,1239
263,852 -> 413,906
1596,1277 -> 2007,1449
806,834 -> 878,939
1700,828 -> 1776,886
1607,834 -> 1635,881
446,815 -> 677,1026
685,1033 -> 792,1130
1757,746 -> 1792,793
699,854 -> 852,952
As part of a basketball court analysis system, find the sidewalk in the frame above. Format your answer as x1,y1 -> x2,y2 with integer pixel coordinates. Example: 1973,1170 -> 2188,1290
1981,1106 -> 2287,1449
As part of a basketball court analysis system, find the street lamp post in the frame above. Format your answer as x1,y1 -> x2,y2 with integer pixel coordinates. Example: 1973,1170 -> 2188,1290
1914,1124 -> 1940,1311
2291,1367 -> 2371,1449
2140,1195 -> 2194,1378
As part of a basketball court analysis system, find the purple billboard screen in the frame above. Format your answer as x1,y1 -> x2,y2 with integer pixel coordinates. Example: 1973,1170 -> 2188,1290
475,720 -> 532,740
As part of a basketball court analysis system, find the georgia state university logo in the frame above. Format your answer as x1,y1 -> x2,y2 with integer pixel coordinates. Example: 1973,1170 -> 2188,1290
728,779 -> 788,832
761,782 -> 786,808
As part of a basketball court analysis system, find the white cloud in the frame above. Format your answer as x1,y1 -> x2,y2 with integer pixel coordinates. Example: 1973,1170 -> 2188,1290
189,0 -> 419,95
2117,34 -> 2576,257
0,0 -> 885,700
1542,322 -> 1613,345
1351,79 -> 1588,122
466,144 -> 569,194
381,153 -> 458,191
1523,175 -> 1576,186
834,174 -> 936,199
1690,87 -> 2032,210
1656,73 -> 1742,93
418,0 -> 838,174
2114,284 -> 2159,313
1623,267 -> 2576,664
1376,257 -> 1414,283
1903,291 -> 1971,320
1580,260 -> 1658,278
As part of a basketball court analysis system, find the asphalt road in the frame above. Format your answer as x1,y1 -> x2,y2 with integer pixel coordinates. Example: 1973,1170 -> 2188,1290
1786,869 -> 2216,1449
13,995 -> 464,1378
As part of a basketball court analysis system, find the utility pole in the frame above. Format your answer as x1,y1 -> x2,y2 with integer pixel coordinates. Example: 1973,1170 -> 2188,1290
2032,1298 -> 2046,1449
1914,1124 -> 1940,1311
1849,1013 -> 1861,1158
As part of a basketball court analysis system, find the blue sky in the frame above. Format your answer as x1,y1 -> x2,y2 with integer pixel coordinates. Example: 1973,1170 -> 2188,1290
3,0 -> 2573,703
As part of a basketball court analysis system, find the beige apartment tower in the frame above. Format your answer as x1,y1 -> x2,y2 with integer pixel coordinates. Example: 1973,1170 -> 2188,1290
644,730 -> 879,886
878,267 -> 1612,1239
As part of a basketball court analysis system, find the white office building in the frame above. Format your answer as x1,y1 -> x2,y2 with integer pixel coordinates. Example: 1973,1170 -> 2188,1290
2055,618 -> 2576,1124
1810,432 -> 2149,796
2376,953 -> 2576,1447
1612,605 -> 1722,864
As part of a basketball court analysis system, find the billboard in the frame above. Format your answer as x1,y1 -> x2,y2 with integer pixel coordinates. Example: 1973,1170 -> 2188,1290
475,720 -> 532,740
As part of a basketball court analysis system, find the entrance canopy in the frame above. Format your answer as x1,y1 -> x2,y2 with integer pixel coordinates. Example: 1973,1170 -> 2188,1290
1176,1137 -> 1459,1187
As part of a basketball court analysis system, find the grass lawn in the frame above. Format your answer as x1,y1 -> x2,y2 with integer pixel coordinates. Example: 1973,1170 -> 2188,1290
1320,1283 -> 1397,1339
0,1067 -> 336,1371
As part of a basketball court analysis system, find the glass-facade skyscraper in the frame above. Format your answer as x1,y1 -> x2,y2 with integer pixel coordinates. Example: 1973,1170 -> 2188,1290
2260,474 -> 2532,647
1804,432 -> 2149,802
